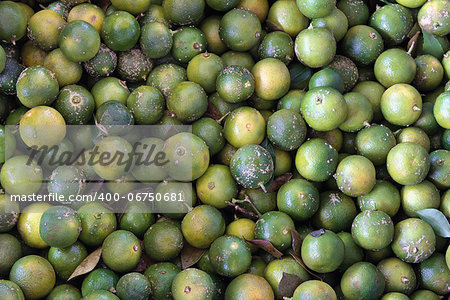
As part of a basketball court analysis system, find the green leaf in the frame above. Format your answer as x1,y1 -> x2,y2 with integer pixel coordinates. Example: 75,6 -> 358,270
289,63 -> 311,90
421,29 -> 445,59
417,208 -> 450,238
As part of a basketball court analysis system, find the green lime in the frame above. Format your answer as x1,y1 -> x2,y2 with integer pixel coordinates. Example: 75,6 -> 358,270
309,68 -> 345,93
277,179 -> 320,222
401,180 -> 440,217
356,125 -> 396,165
54,84 -> 95,125
77,202 -> 117,247
267,0 -> 308,37
119,202 -> 154,239
0,234 -> 22,275
0,280 -> 24,300
352,81 -> 385,121
386,142 -> 430,185
59,20 -> 100,62
44,48 -> 82,87
116,272 -> 151,300
101,11 -> 140,51
181,205 -> 225,249
171,268 -> 214,300
91,77 -> 130,107
167,81 -> 207,122
374,49 -> 416,88
380,84 -> 422,126
337,232 -> 364,271
312,191 -> 357,232
27,9 -> 65,51
209,235 -> 251,277
391,218 -> 436,263
369,4 -> 413,46
81,268 -> 118,297
196,164 -> 237,209
357,180 -> 400,217
224,107 -> 265,148
315,10 -> 349,42
117,49 -> 153,82
301,87 -> 348,131
144,262 -> 180,300
428,149 -> 449,189
68,3 -> 105,33
163,0 -> 205,25
91,136 -> 133,180
295,138 -> 339,182
39,206 -> 81,248
201,16 -> 227,54
293,280 -> 337,300
340,262 -> 385,300
336,155 -> 376,197
295,28 -> 336,68
264,257 -> 310,297
296,0 -> 335,19
301,229 -> 345,273
230,144 -> 274,189
9,255 -> 55,299
144,221 -> 183,261
339,92 -> 373,132
254,211 -> 295,251
337,0 -> 369,27
225,218 -> 256,252
102,230 -> 142,273
219,8 -> 261,52
47,284 -> 81,300
434,91 -> 450,129
0,1 -> 27,43
164,132 -> 210,181
47,241 -> 87,281
377,257 -> 417,295
83,44 -> 117,78
342,25 -> 384,65
16,66 -> 59,108
225,273 -> 274,300
351,210 -> 394,250
267,109 -> 306,151
414,55 -> 445,92
417,0 -> 450,36
171,27 -> 207,64
187,52 -> 224,94
1,155 -> 43,196
418,253 -> 450,295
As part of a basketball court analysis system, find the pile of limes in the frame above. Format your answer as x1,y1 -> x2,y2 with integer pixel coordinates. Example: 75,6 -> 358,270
0,0 -> 449,299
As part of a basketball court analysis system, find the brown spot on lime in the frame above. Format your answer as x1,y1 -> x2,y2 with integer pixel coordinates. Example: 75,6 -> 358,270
72,96 -> 81,104
133,244 -> 139,251
184,286 -> 191,294
246,123 -> 252,130
208,182 -> 215,190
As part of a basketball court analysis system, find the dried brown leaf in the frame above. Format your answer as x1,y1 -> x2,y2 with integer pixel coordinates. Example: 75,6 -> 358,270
246,239 -> 283,258
181,243 -> 206,269
68,247 -> 102,281
278,272 -> 303,298
267,173 -> 293,193
204,101 -> 222,120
